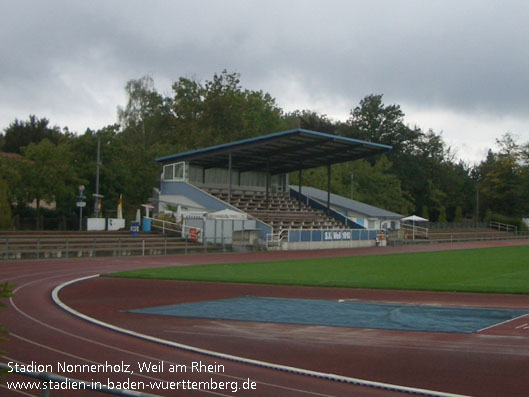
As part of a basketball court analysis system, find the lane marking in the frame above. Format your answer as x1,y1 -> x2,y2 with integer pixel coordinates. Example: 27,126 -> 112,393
477,313 -> 529,333
53,275 -> 469,397
7,273 -> 335,397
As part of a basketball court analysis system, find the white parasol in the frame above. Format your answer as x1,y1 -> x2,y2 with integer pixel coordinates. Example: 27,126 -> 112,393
401,215 -> 429,240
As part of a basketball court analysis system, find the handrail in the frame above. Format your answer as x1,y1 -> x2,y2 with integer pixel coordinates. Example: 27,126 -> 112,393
1,235 -> 202,261
144,217 -> 203,243
401,222 -> 429,239
265,229 -> 289,248
0,362 -> 157,396
489,221 -> 517,233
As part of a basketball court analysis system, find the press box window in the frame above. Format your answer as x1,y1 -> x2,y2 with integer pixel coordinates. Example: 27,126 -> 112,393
163,162 -> 185,181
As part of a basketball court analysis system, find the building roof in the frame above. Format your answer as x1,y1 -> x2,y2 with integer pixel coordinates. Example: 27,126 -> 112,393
0,152 -> 21,159
290,185 -> 403,219
156,129 -> 391,175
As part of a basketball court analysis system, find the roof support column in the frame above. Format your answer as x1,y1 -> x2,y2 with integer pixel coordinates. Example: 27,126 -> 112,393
228,151 -> 232,203
298,167 -> 302,210
266,161 -> 270,209
327,164 -> 331,214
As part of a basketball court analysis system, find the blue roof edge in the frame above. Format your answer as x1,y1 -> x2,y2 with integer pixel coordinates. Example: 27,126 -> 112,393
155,128 -> 392,163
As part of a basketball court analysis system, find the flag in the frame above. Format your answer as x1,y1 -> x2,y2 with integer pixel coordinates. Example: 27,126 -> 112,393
117,194 -> 123,219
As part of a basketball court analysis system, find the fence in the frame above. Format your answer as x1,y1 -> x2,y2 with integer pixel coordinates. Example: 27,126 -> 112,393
428,222 -> 487,229
0,235 -> 218,261
489,221 -> 517,233
389,231 -> 529,246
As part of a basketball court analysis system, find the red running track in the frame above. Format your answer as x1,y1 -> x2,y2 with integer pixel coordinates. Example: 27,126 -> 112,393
1,239 -> 529,396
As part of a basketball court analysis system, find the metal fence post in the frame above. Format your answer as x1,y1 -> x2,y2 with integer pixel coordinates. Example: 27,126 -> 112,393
142,239 -> 145,256
37,239 -> 40,259
66,239 -> 69,258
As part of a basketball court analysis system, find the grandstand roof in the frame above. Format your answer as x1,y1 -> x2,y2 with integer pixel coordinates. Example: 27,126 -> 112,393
156,129 -> 391,174
290,185 -> 403,219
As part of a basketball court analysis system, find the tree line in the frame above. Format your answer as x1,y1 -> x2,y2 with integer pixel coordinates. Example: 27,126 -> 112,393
0,70 -> 528,230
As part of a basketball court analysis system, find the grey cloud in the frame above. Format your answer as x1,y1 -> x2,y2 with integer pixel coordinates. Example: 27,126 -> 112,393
1,0 -> 529,141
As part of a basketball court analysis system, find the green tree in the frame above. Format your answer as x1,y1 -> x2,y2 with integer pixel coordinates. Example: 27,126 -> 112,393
438,206 -> 447,223
20,140 -> 82,227
340,94 -> 422,156
475,134 -> 528,217
454,206 -> 463,222
171,70 -> 288,149
421,205 -> 429,220
118,76 -> 174,149
0,179 -> 13,229
2,115 -> 64,154
0,154 -> 22,208
284,110 -> 338,134
289,156 -> 412,214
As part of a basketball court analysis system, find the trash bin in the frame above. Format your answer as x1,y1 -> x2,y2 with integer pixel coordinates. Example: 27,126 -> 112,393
142,218 -> 151,232
130,221 -> 140,236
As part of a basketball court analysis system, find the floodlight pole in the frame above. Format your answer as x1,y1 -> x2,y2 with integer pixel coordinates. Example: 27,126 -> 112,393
93,135 -> 101,217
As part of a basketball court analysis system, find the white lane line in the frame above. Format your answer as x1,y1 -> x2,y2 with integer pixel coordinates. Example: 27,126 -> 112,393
53,275 -> 469,397
477,313 -> 529,333
515,323 -> 528,329
8,273 -> 335,397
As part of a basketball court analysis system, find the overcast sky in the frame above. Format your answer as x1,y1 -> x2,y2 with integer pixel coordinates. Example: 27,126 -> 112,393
1,0 -> 528,163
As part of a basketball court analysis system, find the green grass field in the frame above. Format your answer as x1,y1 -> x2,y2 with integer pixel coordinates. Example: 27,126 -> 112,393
108,245 -> 529,294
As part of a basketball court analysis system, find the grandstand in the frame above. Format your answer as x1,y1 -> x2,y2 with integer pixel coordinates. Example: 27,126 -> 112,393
154,129 -> 391,250
207,190 -> 345,234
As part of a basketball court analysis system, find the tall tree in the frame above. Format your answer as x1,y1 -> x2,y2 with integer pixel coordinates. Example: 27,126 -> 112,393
171,70 -> 287,149
341,94 -> 422,155
0,179 -> 13,229
284,110 -> 338,134
475,133 -> 528,217
2,115 -> 63,154
118,76 -> 174,149
20,139 -> 82,226
289,156 -> 413,215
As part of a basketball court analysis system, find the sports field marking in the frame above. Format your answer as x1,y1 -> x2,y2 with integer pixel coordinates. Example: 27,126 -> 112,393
8,272 -> 295,393
476,313 -> 529,333
129,296 -> 528,334
52,276 -> 467,397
